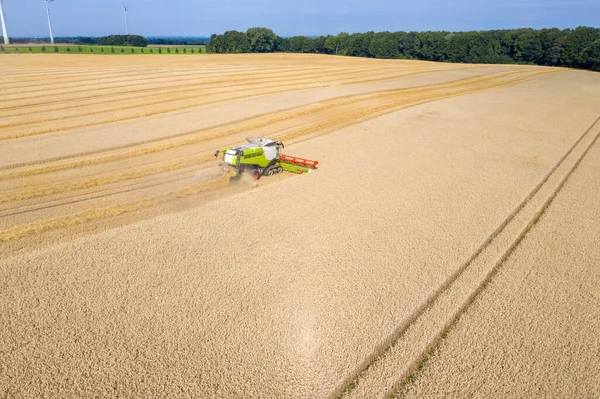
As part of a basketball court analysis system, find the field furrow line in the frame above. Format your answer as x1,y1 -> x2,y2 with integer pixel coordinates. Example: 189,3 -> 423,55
333,114 -> 600,399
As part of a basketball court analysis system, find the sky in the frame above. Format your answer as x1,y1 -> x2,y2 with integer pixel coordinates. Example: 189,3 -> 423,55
1,0 -> 599,38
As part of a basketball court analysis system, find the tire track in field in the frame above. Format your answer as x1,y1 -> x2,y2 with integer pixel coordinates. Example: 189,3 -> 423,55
0,69 -> 553,243
334,114 -> 600,399
0,66 -> 470,140
0,69 -> 533,181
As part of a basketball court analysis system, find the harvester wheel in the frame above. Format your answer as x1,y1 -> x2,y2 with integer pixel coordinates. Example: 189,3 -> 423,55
276,166 -> 283,174
264,166 -> 276,176
253,171 -> 260,180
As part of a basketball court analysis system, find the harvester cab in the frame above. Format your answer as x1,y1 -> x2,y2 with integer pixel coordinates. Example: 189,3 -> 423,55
214,137 -> 319,180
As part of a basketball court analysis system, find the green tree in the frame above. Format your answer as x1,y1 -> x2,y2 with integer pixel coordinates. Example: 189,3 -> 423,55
583,38 -> 600,70
246,27 -> 276,52
98,34 -> 147,47
369,32 -> 400,59
561,26 -> 600,68
303,36 -> 327,53
538,28 -> 566,66
274,36 -> 290,52
325,36 -> 341,55
209,31 -> 251,53
289,36 -> 307,53
325,32 -> 350,55
413,31 -> 448,61
346,32 -> 374,57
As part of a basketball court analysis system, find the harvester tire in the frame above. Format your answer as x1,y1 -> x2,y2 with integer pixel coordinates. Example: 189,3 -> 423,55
264,166 -> 276,176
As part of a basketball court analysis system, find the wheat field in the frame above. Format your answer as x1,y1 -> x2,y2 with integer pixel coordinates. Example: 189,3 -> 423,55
1,54 -> 599,397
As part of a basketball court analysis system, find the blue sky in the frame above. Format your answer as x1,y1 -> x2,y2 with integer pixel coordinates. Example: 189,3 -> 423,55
2,0 -> 599,37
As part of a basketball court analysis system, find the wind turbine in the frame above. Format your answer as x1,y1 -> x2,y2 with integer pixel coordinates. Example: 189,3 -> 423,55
123,3 -> 128,35
44,0 -> 55,45
0,0 -> 9,45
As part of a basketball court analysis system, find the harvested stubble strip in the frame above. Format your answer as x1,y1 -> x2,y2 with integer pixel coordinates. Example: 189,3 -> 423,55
0,66 -> 468,140
1,69 -> 548,182
0,156 -> 214,204
1,67 -> 354,118
0,174 -> 230,243
0,65 -> 318,95
0,68 -> 386,128
0,65 -> 355,113
0,69 -> 554,206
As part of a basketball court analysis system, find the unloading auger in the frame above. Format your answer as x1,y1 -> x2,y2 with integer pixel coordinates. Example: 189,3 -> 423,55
214,137 -> 319,180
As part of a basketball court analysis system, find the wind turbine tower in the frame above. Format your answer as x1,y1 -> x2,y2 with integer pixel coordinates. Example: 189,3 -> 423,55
44,0 -> 55,45
123,3 -> 128,35
0,0 -> 9,45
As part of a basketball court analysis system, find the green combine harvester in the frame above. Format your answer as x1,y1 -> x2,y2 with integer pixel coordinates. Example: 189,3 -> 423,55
214,137 -> 319,180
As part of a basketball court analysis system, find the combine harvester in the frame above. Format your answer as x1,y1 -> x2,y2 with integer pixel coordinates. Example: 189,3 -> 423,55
214,137 -> 319,180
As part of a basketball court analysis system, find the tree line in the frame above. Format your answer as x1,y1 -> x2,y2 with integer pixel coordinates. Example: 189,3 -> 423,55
97,35 -> 148,47
207,27 -> 600,71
